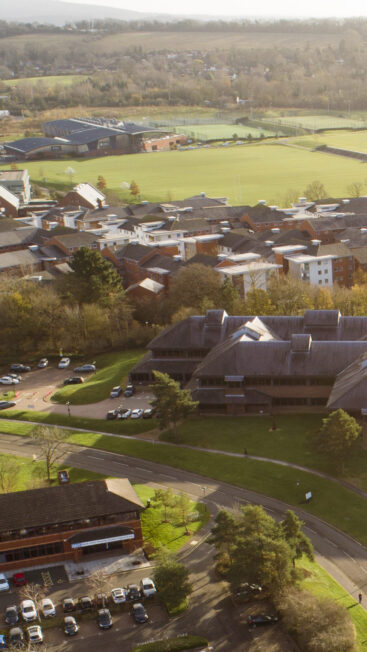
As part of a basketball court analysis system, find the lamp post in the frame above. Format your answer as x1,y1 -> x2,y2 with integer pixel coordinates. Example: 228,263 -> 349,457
66,401 -> 71,417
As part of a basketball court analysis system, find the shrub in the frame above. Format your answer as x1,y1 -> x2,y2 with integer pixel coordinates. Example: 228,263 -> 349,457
131,634 -> 208,652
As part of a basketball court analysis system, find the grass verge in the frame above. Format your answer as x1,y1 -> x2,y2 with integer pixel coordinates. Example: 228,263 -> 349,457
131,634 -> 208,652
299,558 -> 367,650
165,597 -> 190,617
134,484 -> 210,553
51,349 -> 144,405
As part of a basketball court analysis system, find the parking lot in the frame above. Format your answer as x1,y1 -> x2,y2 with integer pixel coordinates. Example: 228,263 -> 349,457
1,364 -> 154,420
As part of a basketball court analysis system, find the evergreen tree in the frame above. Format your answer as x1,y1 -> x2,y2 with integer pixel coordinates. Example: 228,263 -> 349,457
151,371 -> 198,437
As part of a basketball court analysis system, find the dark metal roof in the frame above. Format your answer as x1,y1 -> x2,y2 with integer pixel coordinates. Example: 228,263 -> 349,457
4,137 -> 61,153
66,127 -> 121,145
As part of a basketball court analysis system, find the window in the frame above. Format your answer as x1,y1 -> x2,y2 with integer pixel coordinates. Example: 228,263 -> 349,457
318,270 -> 322,275
318,280 -> 322,284
317,261 -> 322,265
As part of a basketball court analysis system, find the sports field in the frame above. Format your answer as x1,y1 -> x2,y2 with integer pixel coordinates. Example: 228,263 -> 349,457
3,74 -> 88,88
8,141 -> 367,205
175,123 -> 279,140
293,129 -> 367,153
271,114 -> 367,130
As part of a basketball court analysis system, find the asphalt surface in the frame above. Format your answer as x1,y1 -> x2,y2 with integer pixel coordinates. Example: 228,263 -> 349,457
1,433 -> 367,615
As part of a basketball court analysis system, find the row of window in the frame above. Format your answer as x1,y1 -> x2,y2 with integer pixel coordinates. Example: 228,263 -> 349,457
200,377 -> 333,387
2,542 -> 63,563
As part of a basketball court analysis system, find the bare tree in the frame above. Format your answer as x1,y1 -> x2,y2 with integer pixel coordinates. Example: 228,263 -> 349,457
19,583 -> 47,621
31,426 -> 68,484
0,456 -> 19,493
86,568 -> 110,606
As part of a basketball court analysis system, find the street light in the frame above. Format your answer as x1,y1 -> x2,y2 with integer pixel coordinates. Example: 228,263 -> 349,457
66,401 -> 71,417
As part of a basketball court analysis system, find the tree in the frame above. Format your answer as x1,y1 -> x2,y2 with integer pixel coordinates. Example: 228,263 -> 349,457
153,556 -> 192,609
150,488 -> 176,523
86,568 -> 109,606
347,181 -> 364,198
281,510 -> 314,566
31,426 -> 68,484
317,409 -> 361,472
220,277 -> 241,314
19,583 -> 47,621
67,247 -> 124,305
96,175 -> 107,191
245,288 -> 275,315
64,166 -> 75,183
168,264 -> 222,312
208,510 -> 238,572
0,456 -> 19,493
130,180 -> 140,197
151,371 -> 198,437
303,180 -> 328,201
173,493 -> 192,535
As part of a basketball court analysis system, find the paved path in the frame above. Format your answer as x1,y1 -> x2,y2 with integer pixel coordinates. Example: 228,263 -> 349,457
1,433 -> 367,615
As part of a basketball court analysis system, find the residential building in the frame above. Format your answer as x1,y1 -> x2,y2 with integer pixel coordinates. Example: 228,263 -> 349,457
59,183 -> 106,210
0,169 -> 31,203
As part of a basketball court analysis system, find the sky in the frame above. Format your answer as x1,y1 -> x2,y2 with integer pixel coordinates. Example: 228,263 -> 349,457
65,0 -> 367,19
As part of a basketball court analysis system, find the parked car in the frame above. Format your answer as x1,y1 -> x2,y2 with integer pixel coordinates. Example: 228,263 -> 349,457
0,376 -> 19,385
41,597 -> 56,618
37,358 -> 48,368
63,376 -> 84,385
110,386 -> 122,398
13,572 -> 26,587
10,364 -> 31,372
234,583 -> 262,601
9,627 -> 25,647
74,364 -> 96,373
63,598 -> 76,613
117,407 -> 130,419
94,593 -> 108,609
58,357 -> 71,369
131,603 -> 148,624
131,408 -> 144,419
140,577 -> 157,598
110,588 -> 126,604
106,409 -> 119,420
27,625 -> 43,644
121,408 -> 132,420
0,401 -> 16,410
0,634 -> 6,649
5,605 -> 19,625
78,596 -> 93,612
143,408 -> 155,419
20,600 -> 37,623
126,584 -> 141,601
124,383 -> 135,397
0,574 -> 9,592
248,614 -> 278,628
97,608 -> 113,629
8,373 -> 22,381
64,615 -> 79,636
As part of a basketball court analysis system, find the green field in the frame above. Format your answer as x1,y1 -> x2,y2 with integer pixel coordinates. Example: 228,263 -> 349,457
175,123 -> 279,140
12,140 -> 367,205
292,129 -> 367,154
0,453 -> 105,488
2,74 -> 88,88
271,114 -> 367,130
51,349 -> 144,405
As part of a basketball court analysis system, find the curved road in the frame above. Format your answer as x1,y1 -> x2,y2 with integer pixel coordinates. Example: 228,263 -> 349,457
1,433 -> 367,610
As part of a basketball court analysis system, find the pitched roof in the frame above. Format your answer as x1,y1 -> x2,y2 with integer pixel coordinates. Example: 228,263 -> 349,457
52,231 -> 98,248
0,227 -> 38,247
117,243 -> 155,261
4,137 -> 61,154
126,277 -> 165,294
70,183 -> 105,207
0,478 -> 144,533
327,353 -> 367,409
0,248 -> 43,270
0,185 -> 20,209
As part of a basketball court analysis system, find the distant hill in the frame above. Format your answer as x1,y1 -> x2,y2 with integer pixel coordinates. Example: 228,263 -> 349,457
0,0 -> 174,25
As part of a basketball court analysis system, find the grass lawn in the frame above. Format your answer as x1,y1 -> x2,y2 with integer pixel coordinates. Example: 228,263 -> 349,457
7,140 -> 367,206
299,557 -> 367,650
290,129 -> 367,154
3,74 -> 88,88
273,115 -> 367,130
0,389 -> 15,401
131,634 -> 208,651
175,123 -> 278,140
0,410 -> 156,436
134,484 -> 210,553
2,419 -> 367,545
51,349 -> 144,405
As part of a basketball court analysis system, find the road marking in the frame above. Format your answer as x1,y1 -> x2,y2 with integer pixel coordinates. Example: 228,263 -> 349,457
160,473 -> 175,479
343,551 -> 356,563
305,527 -> 317,534
136,467 -> 152,473
325,538 -> 338,548
85,455 -> 102,460
360,567 -> 367,574
265,507 -> 275,513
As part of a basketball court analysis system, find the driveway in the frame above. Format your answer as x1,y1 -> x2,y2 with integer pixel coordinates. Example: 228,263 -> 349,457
6,366 -> 153,419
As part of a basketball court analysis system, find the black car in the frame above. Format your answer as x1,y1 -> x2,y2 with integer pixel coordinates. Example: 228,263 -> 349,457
131,603 -> 148,624
106,409 -> 119,420
94,593 -> 109,609
9,626 -> 25,647
248,614 -> 278,628
63,376 -> 84,385
126,584 -> 141,601
63,598 -> 76,613
142,408 -> 155,419
10,364 -> 31,372
97,608 -> 113,629
234,583 -> 263,602
64,615 -> 79,636
124,384 -> 135,397
0,401 -> 16,410
78,596 -> 93,612
74,364 -> 96,373
5,605 -> 19,625
110,386 -> 122,398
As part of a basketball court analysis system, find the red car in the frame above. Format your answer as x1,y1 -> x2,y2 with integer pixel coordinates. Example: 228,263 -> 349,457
13,572 -> 26,587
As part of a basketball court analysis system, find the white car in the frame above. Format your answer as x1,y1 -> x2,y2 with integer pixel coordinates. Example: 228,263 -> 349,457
140,577 -> 157,598
41,597 -> 56,617
121,409 -> 132,420
27,625 -> 43,644
131,408 -> 144,419
0,376 -> 19,385
110,587 -> 126,604
20,599 -> 37,622
58,357 -> 71,369
0,573 -> 9,591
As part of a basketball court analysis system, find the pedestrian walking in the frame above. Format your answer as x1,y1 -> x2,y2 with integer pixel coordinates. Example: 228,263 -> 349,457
359,593 -> 362,604
244,448 -> 248,457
